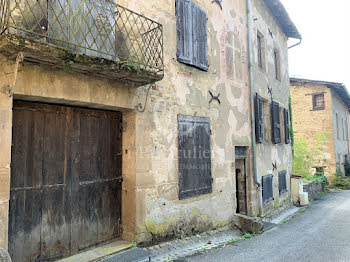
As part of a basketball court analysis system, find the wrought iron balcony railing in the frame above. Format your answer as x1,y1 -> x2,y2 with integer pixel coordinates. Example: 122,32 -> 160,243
0,0 -> 164,85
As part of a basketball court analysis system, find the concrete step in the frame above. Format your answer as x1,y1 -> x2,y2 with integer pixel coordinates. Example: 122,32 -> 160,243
57,240 -> 133,262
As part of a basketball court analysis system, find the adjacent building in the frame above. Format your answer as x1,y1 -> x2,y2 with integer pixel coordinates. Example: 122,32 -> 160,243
0,0 -> 299,260
290,78 -> 350,177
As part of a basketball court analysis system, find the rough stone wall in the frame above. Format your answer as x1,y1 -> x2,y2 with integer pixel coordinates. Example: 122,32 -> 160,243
250,0 -> 293,217
290,83 -> 336,177
0,0 -> 253,246
330,90 -> 350,174
303,181 -> 323,200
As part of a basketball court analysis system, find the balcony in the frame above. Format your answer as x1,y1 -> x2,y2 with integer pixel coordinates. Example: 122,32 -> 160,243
0,0 -> 164,86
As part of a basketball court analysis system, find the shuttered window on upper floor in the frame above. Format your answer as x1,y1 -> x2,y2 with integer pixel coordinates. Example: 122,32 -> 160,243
176,0 -> 208,71
271,101 -> 281,144
255,93 -> 264,143
284,108 -> 290,144
178,115 -> 212,200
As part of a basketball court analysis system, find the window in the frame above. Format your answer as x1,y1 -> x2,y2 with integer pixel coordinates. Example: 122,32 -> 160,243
284,109 -> 290,144
274,49 -> 280,80
271,101 -> 281,144
176,0 -> 208,71
255,93 -> 264,143
312,94 -> 325,110
178,115 -> 212,200
336,113 -> 339,139
257,33 -> 265,70
278,171 -> 287,195
262,175 -> 273,204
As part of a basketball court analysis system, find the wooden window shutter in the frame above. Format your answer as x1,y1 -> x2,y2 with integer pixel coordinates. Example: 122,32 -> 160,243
284,109 -> 290,144
255,93 -> 264,143
178,115 -> 212,200
193,4 -> 208,71
271,101 -> 281,144
278,170 -> 287,195
176,0 -> 208,71
262,175 -> 273,204
176,0 -> 193,64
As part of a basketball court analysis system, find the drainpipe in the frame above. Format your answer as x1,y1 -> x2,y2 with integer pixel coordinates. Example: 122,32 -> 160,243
288,38 -> 302,49
247,0 -> 263,217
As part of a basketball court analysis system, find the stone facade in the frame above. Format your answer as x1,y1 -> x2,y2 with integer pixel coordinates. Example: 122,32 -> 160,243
250,0 -> 293,217
290,78 -> 350,177
0,0 -> 298,252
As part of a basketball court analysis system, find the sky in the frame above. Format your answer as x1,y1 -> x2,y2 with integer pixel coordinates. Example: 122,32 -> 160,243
280,0 -> 350,89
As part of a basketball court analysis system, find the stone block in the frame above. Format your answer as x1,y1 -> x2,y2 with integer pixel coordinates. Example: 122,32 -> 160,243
0,109 -> 12,168
299,192 -> 309,206
0,169 -> 10,201
0,201 -> 9,250
0,248 -> 11,262
233,214 -> 264,234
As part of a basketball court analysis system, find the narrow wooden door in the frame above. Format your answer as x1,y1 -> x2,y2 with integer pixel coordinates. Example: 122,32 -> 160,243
9,101 -> 122,262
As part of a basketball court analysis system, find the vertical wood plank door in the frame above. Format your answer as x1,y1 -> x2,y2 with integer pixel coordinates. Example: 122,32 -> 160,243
9,101 -> 122,262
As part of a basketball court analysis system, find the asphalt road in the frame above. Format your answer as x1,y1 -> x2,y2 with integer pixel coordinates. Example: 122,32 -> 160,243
187,190 -> 350,262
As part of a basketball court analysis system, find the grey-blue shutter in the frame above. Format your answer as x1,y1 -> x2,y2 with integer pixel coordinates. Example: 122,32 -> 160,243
255,93 -> 264,143
176,0 -> 193,64
178,115 -> 212,200
193,4 -> 208,71
284,109 -> 290,144
176,0 -> 208,71
278,170 -> 287,195
271,101 -> 281,144
262,175 -> 273,204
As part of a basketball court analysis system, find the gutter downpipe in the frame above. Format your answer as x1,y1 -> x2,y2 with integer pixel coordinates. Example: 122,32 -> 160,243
288,38 -> 302,49
247,0 -> 263,217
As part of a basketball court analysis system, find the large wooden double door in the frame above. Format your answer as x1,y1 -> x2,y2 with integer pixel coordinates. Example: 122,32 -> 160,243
9,101 -> 122,261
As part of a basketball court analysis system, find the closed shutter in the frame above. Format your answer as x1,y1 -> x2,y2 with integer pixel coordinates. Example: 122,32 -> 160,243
176,0 -> 193,64
255,93 -> 264,143
262,175 -> 273,204
176,0 -> 208,71
278,170 -> 287,195
178,115 -> 212,200
271,101 -> 281,144
284,109 -> 290,144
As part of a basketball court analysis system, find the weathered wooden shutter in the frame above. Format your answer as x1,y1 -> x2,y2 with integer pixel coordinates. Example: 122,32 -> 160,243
178,115 -> 212,200
271,101 -> 281,144
278,170 -> 287,195
262,174 -> 273,204
284,108 -> 290,144
176,0 -> 208,71
255,93 -> 264,143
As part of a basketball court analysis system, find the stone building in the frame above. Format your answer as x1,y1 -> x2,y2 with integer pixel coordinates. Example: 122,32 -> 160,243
0,0 -> 299,260
290,78 -> 350,177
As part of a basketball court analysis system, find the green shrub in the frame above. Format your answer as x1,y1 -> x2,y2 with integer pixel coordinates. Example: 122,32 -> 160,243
331,167 -> 350,190
314,172 -> 328,186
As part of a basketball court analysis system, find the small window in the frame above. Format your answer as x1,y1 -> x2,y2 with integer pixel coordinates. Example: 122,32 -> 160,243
274,49 -> 280,80
255,93 -> 264,143
315,167 -> 324,174
278,171 -> 287,195
336,113 -> 339,139
262,175 -> 273,204
176,0 -> 208,71
178,115 -> 212,200
257,33 -> 265,70
312,94 -> 325,110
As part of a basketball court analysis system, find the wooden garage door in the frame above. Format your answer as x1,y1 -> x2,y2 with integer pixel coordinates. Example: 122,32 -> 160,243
9,101 -> 122,262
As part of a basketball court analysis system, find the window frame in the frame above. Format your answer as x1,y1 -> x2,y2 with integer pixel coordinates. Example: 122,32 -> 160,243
257,32 -> 265,71
312,93 -> 325,110
273,49 -> 281,81
255,93 -> 264,143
